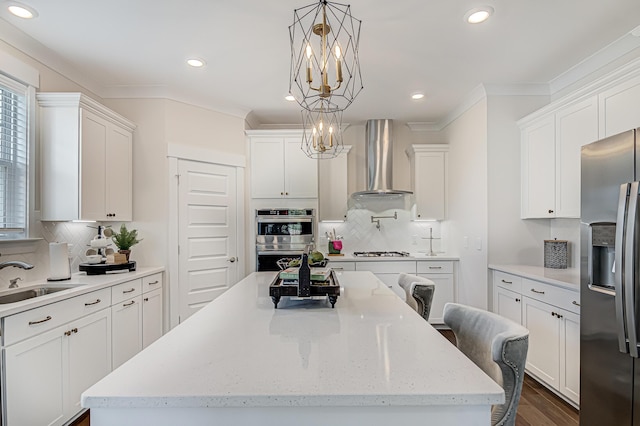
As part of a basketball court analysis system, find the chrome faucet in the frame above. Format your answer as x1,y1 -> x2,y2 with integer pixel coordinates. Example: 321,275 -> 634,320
0,261 -> 34,271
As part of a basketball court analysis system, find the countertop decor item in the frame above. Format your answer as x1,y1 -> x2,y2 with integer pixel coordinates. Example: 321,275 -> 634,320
111,224 -> 141,261
544,239 -> 568,269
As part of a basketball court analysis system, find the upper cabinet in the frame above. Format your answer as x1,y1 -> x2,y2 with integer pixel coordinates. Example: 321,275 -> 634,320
248,131 -> 318,199
38,93 -> 135,222
598,74 -> 640,138
520,96 -> 598,219
406,145 -> 448,221
318,146 -> 351,221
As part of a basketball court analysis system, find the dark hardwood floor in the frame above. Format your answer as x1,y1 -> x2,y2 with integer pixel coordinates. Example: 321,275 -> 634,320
71,332 -> 579,426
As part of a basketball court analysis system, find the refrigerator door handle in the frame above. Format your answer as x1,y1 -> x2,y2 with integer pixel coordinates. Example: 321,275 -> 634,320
615,183 -> 630,354
624,181 -> 640,358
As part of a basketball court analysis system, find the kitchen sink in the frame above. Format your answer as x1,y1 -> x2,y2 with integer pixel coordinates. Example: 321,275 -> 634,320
0,287 -> 75,304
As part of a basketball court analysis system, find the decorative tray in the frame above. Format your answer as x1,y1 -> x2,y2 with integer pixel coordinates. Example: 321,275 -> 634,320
79,261 -> 136,275
269,269 -> 340,309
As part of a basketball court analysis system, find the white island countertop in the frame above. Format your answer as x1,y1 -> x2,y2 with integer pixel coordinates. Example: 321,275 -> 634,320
83,271 -> 503,426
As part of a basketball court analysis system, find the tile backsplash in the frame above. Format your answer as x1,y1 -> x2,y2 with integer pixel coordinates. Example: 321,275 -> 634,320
318,198 -> 447,255
0,222 -> 101,289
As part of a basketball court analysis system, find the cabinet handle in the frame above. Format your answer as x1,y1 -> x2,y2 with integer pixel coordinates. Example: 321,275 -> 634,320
515,298 -> 521,302
123,288 -> 136,294
72,328 -> 78,333
85,299 -> 101,306
557,313 -> 563,319
501,279 -> 513,284
64,330 -> 72,336
148,280 -> 159,285
333,267 -> 344,270
530,288 -> 545,294
29,315 -> 52,325
429,266 -> 442,269
144,297 -> 149,302
572,301 -> 580,307
548,209 -> 554,214
123,300 -> 136,307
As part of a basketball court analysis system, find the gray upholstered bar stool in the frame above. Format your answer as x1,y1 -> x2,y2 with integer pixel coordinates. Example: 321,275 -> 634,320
397,273 -> 435,321
443,302 -> 529,426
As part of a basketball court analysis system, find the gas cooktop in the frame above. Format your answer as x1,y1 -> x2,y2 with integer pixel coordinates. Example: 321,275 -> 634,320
353,251 -> 410,257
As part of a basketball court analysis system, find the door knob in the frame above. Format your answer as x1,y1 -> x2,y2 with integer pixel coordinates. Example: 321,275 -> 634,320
228,257 -> 237,263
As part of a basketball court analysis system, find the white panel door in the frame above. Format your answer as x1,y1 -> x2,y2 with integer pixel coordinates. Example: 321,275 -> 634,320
178,160 -> 238,322
414,151 -> 446,220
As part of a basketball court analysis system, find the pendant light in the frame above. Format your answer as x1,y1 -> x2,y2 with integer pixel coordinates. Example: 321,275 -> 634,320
301,103 -> 344,159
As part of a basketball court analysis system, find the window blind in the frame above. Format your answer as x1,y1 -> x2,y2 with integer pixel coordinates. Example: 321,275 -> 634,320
0,75 -> 27,234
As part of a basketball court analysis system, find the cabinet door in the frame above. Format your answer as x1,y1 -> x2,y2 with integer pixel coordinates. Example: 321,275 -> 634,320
112,296 -> 143,369
142,288 -> 163,348
522,296 -> 560,389
521,116 -> 556,218
417,273 -> 453,324
80,109 -> 108,221
599,74 -> 640,138
67,309 -> 112,416
555,97 -> 598,218
250,137 -> 285,198
414,152 -> 446,220
318,146 -> 350,221
560,309 -> 580,405
284,137 -> 318,198
4,324 -> 67,426
494,286 -> 522,324
106,124 -> 133,221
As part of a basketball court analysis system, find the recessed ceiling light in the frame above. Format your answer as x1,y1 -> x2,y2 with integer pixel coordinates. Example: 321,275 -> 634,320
465,6 -> 494,24
411,93 -> 425,100
7,2 -> 38,19
186,58 -> 205,68
285,95 -> 296,101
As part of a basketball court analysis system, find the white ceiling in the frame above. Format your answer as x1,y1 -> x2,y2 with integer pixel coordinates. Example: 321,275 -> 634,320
2,0 -> 640,127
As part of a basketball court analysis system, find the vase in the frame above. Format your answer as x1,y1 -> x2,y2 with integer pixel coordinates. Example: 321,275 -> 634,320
118,249 -> 131,261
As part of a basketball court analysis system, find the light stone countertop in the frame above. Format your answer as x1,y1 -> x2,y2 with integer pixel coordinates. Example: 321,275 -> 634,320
489,264 -> 580,292
82,271 -> 503,409
323,253 -> 460,262
0,266 -> 164,318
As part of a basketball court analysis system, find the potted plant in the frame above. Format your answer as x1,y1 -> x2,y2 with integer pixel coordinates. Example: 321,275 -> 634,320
111,224 -> 141,261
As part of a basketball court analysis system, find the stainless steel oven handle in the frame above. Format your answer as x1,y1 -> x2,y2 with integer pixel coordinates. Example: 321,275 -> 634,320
257,217 -> 313,223
616,183 -> 629,354
625,182 -> 640,358
256,251 -> 304,256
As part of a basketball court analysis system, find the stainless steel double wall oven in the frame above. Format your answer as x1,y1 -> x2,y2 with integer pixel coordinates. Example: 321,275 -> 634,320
255,209 -> 315,271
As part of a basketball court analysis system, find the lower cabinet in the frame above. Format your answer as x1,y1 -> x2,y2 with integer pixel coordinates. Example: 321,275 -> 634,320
1,270 -> 164,426
4,308 -> 111,426
491,269 -> 580,406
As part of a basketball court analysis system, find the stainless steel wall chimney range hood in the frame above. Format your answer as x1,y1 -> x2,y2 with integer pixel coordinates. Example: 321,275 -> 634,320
351,119 -> 412,198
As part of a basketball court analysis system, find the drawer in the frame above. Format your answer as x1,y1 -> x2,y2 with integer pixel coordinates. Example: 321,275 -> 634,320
3,288 -> 111,346
493,271 -> 522,293
111,279 -> 142,305
523,278 -> 580,314
355,261 -> 416,274
331,262 -> 356,271
417,261 -> 453,274
142,273 -> 163,293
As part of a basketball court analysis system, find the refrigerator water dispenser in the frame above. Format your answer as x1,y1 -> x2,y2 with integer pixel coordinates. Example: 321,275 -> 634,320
589,222 -> 616,289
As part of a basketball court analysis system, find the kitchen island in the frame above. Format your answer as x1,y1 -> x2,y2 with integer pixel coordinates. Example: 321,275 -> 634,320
82,271 -> 503,426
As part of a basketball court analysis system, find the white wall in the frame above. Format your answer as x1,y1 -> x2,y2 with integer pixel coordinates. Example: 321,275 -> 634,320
443,100 -> 489,309
486,94 -> 552,267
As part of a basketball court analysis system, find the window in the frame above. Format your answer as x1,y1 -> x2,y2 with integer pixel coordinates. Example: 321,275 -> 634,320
0,75 -> 27,237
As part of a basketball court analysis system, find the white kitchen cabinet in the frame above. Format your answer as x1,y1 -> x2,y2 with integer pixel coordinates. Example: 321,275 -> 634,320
248,132 -> 318,199
38,93 -> 135,222
142,288 -> 163,348
521,115 -> 556,218
416,260 -> 455,325
318,145 -> 352,221
4,308 -> 111,426
111,280 -> 143,369
520,97 -> 598,219
599,73 -> 640,138
406,145 -> 448,220
491,269 -> 580,406
355,261 -> 417,300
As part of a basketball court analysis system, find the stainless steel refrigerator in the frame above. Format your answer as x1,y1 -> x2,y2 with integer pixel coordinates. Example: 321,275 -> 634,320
581,128 -> 640,425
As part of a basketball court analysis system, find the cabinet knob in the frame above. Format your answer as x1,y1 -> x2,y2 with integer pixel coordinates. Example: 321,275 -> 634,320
548,209 -> 554,214
228,257 -> 237,263
515,298 -> 521,302
285,192 -> 289,196
280,192 -> 284,195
